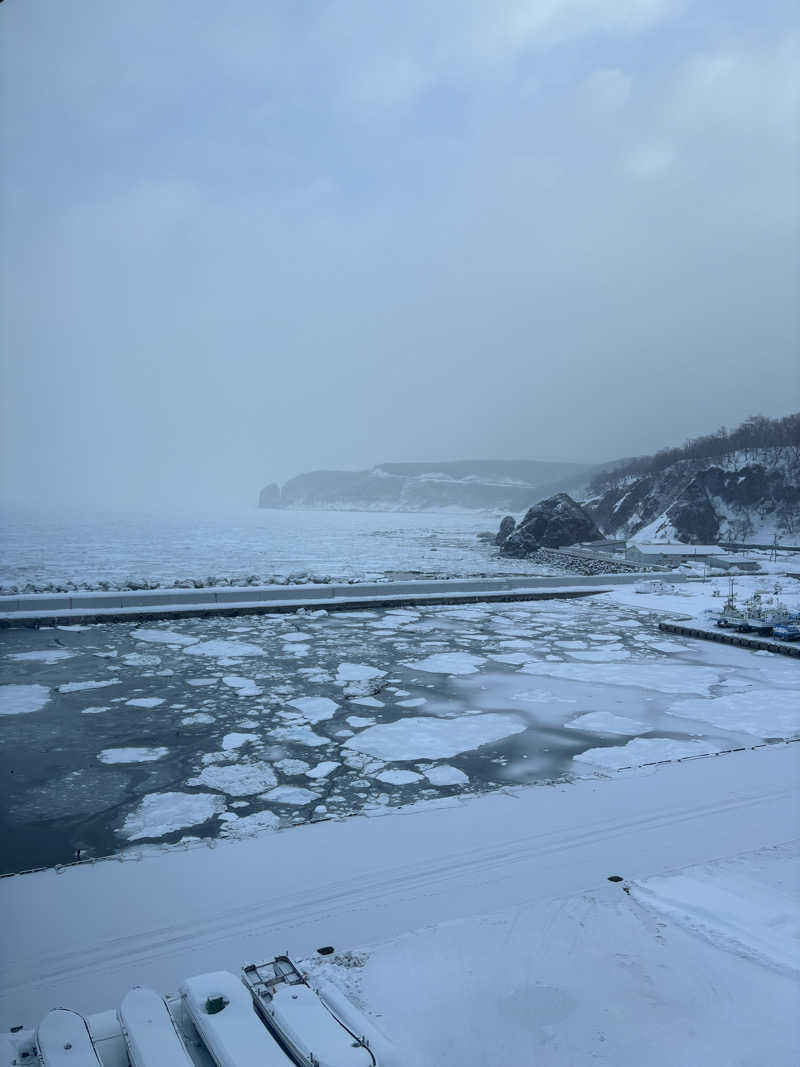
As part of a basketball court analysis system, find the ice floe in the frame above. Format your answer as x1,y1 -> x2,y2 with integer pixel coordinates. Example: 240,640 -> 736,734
568,648 -> 631,662
406,652 -> 486,674
667,690 -> 800,739
183,640 -> 264,659
97,747 -> 169,764
120,791 -> 225,840
187,677 -> 217,687
376,769 -> 424,785
423,765 -> 469,786
122,653 -> 162,667
9,649 -> 75,664
344,713 -> 526,761
275,758 -> 311,775
306,761 -> 340,780
287,696 -> 340,722
188,762 -> 277,796
0,683 -> 50,716
262,785 -> 319,805
336,663 -> 387,682
124,696 -> 164,709
565,712 -> 648,735
221,732 -> 259,750
574,738 -> 719,770
58,678 -> 120,693
396,697 -> 427,708
132,629 -> 199,647
271,724 -> 329,747
181,712 -> 214,725
521,662 -> 721,695
219,809 -> 280,837
80,705 -> 111,715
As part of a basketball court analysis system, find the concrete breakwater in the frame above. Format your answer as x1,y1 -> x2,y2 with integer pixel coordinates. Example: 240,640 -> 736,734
0,572 -> 680,627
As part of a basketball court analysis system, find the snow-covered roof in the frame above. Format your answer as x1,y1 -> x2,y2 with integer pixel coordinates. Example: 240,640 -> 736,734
632,543 -> 727,556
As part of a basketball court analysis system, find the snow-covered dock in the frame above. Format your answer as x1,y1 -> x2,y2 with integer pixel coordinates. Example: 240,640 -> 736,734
659,620 -> 800,658
0,573 -> 680,628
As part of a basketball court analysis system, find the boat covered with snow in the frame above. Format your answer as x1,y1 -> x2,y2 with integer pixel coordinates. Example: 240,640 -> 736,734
180,971 -> 294,1067
118,987 -> 194,1066
36,1009 -> 102,1066
243,957 -> 376,1067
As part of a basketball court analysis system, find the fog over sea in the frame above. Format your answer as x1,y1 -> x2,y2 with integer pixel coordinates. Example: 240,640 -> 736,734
0,508 -> 543,590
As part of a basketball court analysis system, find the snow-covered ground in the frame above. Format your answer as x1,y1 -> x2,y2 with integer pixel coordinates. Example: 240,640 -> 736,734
1,744 -> 797,1064
2,573 -> 798,873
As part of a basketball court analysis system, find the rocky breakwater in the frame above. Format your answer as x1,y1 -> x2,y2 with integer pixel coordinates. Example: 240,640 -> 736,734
496,494 -> 603,558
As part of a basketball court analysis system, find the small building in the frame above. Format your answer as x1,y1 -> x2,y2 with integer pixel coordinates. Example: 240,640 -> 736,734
579,539 -> 628,556
706,556 -> 761,573
625,543 -> 728,568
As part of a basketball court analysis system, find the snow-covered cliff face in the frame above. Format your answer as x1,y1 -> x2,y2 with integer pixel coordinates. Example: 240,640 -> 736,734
260,460 -> 595,511
585,449 -> 800,544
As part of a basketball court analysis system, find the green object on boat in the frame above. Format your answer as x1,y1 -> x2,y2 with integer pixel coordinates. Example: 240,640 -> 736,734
205,995 -> 227,1014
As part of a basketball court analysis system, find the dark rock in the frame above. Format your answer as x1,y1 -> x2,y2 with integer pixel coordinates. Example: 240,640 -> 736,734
258,482 -> 281,508
501,494 -> 603,558
495,516 -> 516,547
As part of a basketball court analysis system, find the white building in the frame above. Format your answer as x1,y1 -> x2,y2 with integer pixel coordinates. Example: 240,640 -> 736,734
625,543 -> 727,568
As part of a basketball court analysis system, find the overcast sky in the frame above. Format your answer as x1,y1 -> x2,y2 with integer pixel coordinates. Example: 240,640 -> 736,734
1,1 -> 798,512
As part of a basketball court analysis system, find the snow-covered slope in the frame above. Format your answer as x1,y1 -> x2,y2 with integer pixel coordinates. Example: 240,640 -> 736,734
586,447 -> 799,544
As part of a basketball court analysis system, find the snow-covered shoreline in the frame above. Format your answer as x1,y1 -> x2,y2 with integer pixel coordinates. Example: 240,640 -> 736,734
2,743 -> 797,1063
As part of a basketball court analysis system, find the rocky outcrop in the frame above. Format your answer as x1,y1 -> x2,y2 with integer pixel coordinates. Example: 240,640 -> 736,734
500,494 -> 603,557
259,460 -> 596,511
586,451 -> 800,544
258,483 -> 281,508
495,516 -> 516,547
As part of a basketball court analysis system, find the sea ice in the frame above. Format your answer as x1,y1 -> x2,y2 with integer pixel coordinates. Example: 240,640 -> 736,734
350,697 -> 384,708
187,678 -> 217,687
221,732 -> 259,750
122,653 -> 162,667
282,632 -> 313,642
346,716 -> 375,728
306,761 -> 340,780
344,713 -> 526,761
58,679 -> 120,693
271,725 -> 329,747
0,683 -> 50,716
183,640 -> 264,659
125,697 -> 165,709
396,697 -> 427,707
219,809 -> 280,837
287,697 -> 340,723
120,791 -> 225,840
565,712 -> 648,735
336,663 -> 387,682
132,629 -> 199,646
376,769 -> 424,785
188,762 -> 278,796
406,653 -> 486,675
520,662 -> 721,695
181,712 -> 214,725
262,785 -> 319,805
80,705 -> 111,715
574,738 -> 719,770
275,758 -> 311,775
667,689 -> 799,739
97,747 -> 169,764
10,649 -> 75,664
424,765 -> 469,786
568,648 -> 631,661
